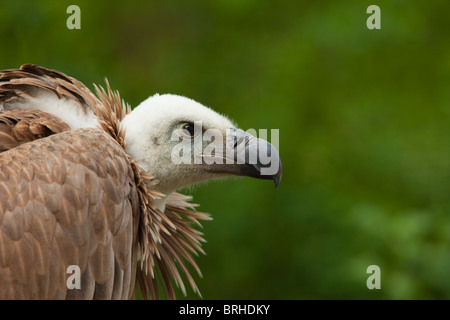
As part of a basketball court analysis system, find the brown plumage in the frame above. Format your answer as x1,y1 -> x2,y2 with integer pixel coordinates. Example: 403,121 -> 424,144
0,128 -> 140,299
0,65 -> 210,299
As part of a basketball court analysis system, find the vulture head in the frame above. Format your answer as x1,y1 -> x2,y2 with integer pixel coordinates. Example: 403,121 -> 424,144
122,93 -> 282,202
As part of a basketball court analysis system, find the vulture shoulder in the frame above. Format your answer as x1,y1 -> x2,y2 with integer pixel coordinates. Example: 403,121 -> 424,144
0,109 -> 70,152
0,64 -> 100,129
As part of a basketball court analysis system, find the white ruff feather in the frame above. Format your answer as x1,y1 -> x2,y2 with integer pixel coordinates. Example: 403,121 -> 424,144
8,90 -> 99,130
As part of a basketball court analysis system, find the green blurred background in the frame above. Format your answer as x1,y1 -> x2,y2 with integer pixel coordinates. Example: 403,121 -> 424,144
1,0 -> 450,299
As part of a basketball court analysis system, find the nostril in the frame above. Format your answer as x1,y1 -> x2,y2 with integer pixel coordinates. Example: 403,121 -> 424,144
233,138 -> 239,149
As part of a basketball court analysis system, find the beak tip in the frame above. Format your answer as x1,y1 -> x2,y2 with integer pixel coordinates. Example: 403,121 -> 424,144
273,173 -> 281,188
273,160 -> 283,188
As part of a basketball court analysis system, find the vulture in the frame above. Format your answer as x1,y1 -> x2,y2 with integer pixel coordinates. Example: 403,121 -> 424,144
0,64 -> 282,300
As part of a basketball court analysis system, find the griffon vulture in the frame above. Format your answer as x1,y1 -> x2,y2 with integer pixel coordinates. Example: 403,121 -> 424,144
0,64 -> 282,299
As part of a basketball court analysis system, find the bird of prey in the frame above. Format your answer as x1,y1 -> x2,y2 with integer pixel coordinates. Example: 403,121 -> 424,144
0,64 -> 282,299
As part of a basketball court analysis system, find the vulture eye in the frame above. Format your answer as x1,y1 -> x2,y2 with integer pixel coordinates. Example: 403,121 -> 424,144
179,122 -> 196,138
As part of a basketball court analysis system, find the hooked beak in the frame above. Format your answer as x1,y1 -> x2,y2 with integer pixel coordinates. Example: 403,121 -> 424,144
229,128 -> 283,188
